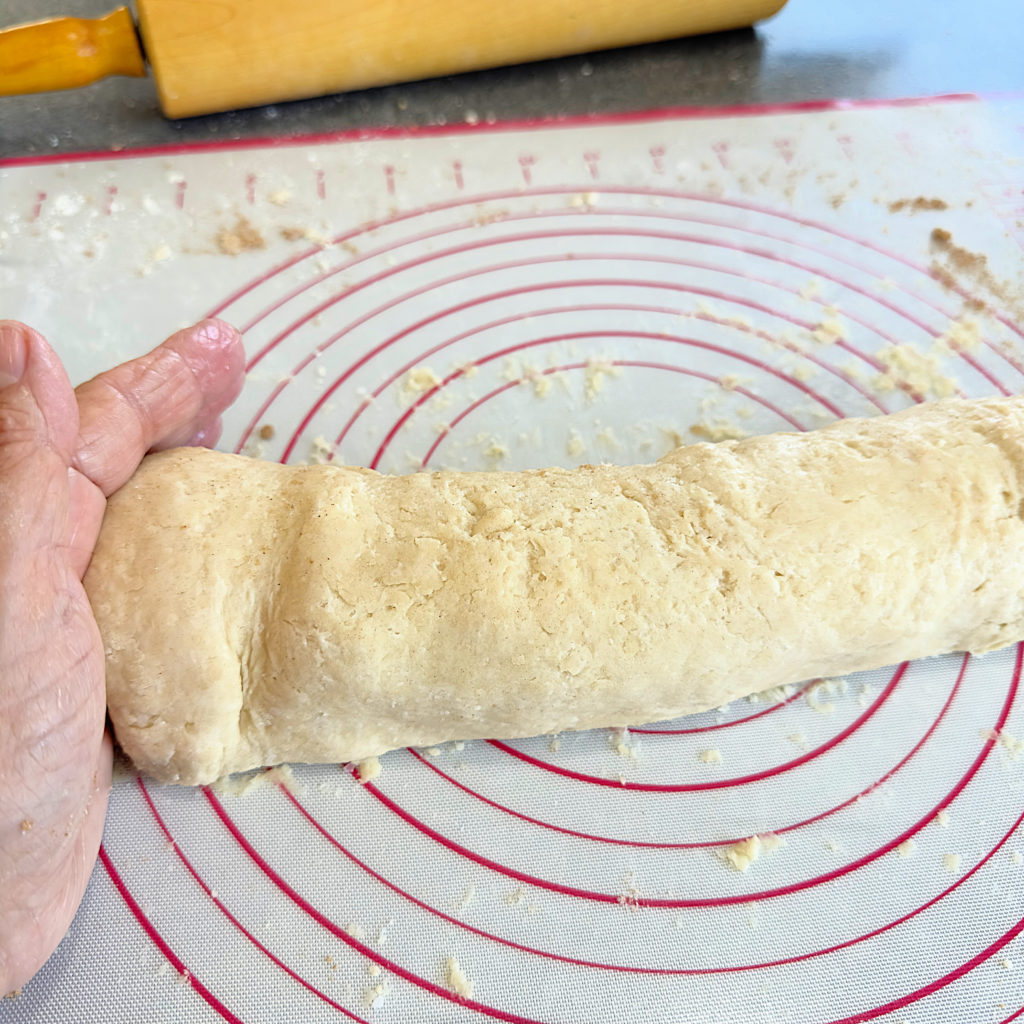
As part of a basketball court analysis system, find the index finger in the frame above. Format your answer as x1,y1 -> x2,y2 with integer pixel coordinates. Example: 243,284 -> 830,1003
73,319 -> 245,496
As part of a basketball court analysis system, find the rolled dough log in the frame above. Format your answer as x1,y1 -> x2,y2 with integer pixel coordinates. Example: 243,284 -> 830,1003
85,396 -> 1024,785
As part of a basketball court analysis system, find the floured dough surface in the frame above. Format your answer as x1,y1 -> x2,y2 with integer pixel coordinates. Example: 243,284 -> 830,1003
84,396 -> 1024,784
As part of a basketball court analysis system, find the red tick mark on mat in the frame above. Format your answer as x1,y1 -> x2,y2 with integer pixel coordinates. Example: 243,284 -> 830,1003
29,191 -> 46,222
245,172 -> 257,205
383,164 -> 396,196
584,150 -> 601,180
712,141 -> 731,169
774,137 -> 795,165
315,168 -> 326,201
174,180 -> 187,209
452,160 -> 464,190
518,154 -> 536,185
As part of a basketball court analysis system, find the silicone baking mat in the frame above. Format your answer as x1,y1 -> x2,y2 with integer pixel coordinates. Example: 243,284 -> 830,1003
2,94 -> 1024,1023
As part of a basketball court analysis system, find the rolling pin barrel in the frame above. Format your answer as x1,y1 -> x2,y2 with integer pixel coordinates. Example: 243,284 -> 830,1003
137,0 -> 786,117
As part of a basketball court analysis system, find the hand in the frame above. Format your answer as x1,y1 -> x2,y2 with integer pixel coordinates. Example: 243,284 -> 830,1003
0,319 -> 245,995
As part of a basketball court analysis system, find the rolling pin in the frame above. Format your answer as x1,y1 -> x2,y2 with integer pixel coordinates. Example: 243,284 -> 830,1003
0,0 -> 786,119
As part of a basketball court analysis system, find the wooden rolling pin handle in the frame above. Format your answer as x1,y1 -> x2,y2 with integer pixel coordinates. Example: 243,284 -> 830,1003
0,7 -> 146,97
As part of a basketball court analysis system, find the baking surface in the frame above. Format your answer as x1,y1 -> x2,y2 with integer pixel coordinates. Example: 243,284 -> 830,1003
2,96 -> 1024,1022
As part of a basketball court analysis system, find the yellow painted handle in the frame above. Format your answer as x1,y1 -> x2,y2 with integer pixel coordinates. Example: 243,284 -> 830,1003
0,7 -> 146,97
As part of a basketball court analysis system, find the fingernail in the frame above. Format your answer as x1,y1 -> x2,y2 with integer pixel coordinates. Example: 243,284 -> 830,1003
0,322 -> 28,387
195,318 -> 240,350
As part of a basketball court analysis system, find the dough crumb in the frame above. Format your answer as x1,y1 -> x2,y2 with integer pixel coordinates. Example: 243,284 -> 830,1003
942,853 -> 963,873
937,315 -> 981,352
584,358 -> 620,402
609,728 -> 639,760
824,838 -> 841,853
368,963 -> 381,977
717,373 -> 750,391
504,887 -> 525,905
268,188 -> 292,206
805,682 -> 836,714
788,732 -> 808,747
858,684 -> 876,708
1010,850 -> 1023,866
748,683 -> 794,704
19,819 -> 32,833
873,344 -> 957,400
698,748 -> 723,764
888,196 -> 948,213
400,367 -> 441,405
760,833 -> 784,853
722,835 -> 762,873
308,435 -> 335,464
216,215 -> 265,255
935,808 -> 951,827
444,956 -> 475,999
216,764 -> 302,797
458,884 -> 476,909
1001,958 -> 1014,970
363,982 -> 388,1008
346,922 -> 365,938
812,318 -> 846,344
896,838 -> 916,858
565,430 -> 586,458
999,730 -> 1024,760
356,757 -> 382,784
690,418 -> 746,442
549,734 -> 561,752
424,746 -> 442,757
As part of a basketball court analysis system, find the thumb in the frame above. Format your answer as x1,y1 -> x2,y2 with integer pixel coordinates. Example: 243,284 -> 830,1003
0,323 -> 79,559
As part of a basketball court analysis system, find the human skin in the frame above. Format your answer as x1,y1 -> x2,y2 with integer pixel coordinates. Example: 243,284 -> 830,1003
0,318 -> 245,994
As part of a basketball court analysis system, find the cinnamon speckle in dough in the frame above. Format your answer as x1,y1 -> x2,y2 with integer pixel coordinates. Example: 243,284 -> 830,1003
19,819 -> 32,833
